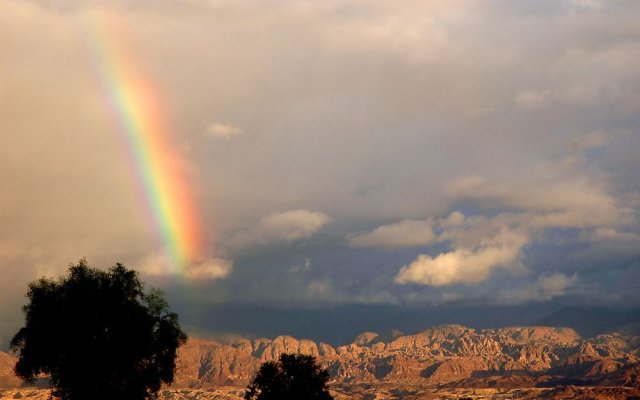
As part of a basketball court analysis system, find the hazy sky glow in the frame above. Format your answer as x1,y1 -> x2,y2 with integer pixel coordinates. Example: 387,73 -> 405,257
1,0 -> 640,345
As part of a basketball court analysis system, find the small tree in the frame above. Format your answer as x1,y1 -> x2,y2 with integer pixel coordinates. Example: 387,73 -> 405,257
10,259 -> 187,400
245,353 -> 334,400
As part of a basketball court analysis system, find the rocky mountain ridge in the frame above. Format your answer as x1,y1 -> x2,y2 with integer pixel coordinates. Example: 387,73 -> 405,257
2,324 -> 639,391
173,324 -> 640,388
0,351 -> 20,388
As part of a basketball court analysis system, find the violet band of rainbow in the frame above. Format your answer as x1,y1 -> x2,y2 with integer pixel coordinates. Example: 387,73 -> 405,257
83,12 -> 204,273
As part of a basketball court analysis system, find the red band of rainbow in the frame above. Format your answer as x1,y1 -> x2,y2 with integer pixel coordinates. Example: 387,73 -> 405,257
84,12 -> 204,273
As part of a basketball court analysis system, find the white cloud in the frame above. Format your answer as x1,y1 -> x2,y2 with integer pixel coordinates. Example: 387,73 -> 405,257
138,253 -> 232,281
349,218 -> 435,248
257,210 -> 331,241
395,224 -> 527,286
441,211 -> 465,227
391,157 -> 634,288
206,122 -> 243,140
393,161 -> 632,287
230,210 -> 331,249
185,258 -> 233,280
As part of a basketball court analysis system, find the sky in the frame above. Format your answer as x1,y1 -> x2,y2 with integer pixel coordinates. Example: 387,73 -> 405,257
1,0 -> 640,346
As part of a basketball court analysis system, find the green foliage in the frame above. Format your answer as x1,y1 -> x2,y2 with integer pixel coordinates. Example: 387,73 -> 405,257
10,259 -> 187,400
245,353 -> 334,400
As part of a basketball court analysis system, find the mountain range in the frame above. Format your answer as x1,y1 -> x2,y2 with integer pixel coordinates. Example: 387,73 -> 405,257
2,324 -> 639,399
173,324 -> 640,388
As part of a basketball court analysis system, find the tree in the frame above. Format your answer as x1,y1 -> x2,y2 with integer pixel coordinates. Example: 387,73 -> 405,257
245,353 -> 334,400
10,259 -> 187,400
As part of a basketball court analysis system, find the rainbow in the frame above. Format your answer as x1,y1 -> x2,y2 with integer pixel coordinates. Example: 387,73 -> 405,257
84,13 -> 204,273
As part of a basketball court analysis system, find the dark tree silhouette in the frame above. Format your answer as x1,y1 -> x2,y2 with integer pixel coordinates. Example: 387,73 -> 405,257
10,259 -> 187,400
245,353 -> 334,400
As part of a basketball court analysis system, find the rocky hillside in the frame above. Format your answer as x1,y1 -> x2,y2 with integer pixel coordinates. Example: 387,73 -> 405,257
3,386 -> 640,400
2,325 -> 639,391
174,324 -> 640,388
0,352 -> 20,389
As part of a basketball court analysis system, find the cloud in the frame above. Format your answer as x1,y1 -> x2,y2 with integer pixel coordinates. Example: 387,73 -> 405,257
229,210 -> 331,249
446,163 -> 631,229
392,151 -> 633,288
570,0 -> 604,12
206,122 -> 243,140
441,211 -> 465,227
499,273 -> 578,303
137,254 -> 232,281
590,228 -> 640,242
304,279 -> 398,305
395,225 -> 527,286
185,258 -> 233,280
570,129 -> 609,151
515,85 -> 615,111
515,89 -> 551,110
1,0 -> 640,315
537,272 -> 578,297
257,210 -> 331,241
289,258 -> 311,273
349,218 -> 436,248
393,158 -> 631,287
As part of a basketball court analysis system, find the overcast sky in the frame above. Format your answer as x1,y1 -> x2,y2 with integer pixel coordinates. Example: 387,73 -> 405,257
1,0 -> 640,346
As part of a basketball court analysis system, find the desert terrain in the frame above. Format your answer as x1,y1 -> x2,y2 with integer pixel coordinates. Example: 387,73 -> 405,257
2,324 -> 639,399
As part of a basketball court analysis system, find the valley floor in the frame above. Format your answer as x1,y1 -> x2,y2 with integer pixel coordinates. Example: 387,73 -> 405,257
2,385 -> 639,400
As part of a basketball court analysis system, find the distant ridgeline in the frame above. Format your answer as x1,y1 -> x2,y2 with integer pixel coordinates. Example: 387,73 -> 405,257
187,304 -> 640,345
3,324 -> 638,390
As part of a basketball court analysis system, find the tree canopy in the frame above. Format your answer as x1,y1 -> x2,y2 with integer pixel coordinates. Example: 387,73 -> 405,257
10,259 -> 187,400
245,353 -> 334,400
